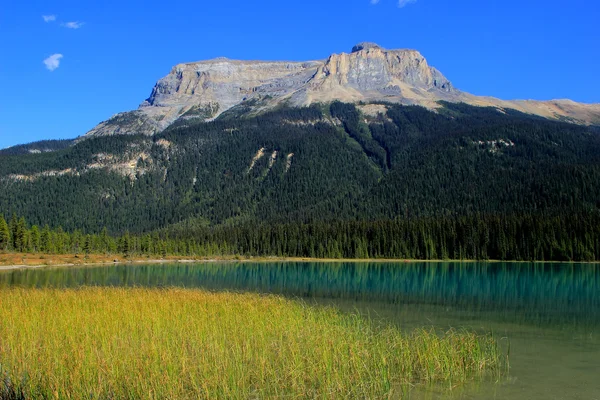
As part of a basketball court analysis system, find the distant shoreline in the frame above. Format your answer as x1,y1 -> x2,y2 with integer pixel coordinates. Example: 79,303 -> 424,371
0,253 -> 594,271
0,256 -> 433,271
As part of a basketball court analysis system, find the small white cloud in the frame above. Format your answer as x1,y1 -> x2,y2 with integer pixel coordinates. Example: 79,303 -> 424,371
398,0 -> 417,7
42,15 -> 56,22
43,54 -> 63,71
370,0 -> 380,4
62,21 -> 84,29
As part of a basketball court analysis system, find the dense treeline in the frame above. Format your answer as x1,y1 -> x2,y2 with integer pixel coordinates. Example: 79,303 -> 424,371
2,211 -> 600,261
163,211 -> 600,261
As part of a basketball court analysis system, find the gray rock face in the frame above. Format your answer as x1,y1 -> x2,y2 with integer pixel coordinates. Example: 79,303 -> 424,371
83,43 -> 600,138
304,46 -> 456,104
138,59 -> 323,130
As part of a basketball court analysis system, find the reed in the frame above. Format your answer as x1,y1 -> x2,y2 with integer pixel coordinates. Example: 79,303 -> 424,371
0,288 -> 503,399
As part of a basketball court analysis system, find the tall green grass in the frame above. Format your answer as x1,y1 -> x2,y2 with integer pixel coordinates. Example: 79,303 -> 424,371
0,288 -> 504,399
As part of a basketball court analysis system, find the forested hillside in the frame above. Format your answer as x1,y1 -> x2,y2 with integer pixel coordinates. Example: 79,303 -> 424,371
1,102 -> 599,253
0,139 -> 75,156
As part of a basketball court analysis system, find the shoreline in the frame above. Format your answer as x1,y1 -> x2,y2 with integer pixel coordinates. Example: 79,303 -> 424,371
0,253 -> 594,271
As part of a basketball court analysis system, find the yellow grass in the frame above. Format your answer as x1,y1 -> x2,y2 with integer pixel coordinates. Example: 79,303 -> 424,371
0,288 -> 503,399
0,252 -> 131,267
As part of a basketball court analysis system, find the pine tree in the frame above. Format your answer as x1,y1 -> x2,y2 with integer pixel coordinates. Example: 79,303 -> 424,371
72,230 -> 82,254
160,241 -> 167,258
9,214 -> 18,251
30,225 -> 41,252
121,232 -> 131,257
0,215 -> 9,251
55,227 -> 65,254
15,217 -> 27,252
40,225 -> 51,253
100,227 -> 110,253
83,235 -> 92,257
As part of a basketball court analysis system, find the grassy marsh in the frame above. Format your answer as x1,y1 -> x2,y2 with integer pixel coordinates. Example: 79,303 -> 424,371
0,288 -> 503,399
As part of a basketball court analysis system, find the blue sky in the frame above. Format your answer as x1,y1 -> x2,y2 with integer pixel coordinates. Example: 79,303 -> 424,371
0,0 -> 598,149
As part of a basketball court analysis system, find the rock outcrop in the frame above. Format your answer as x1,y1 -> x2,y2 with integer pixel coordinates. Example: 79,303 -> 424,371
297,45 -> 457,107
83,43 -> 600,138
138,59 -> 323,129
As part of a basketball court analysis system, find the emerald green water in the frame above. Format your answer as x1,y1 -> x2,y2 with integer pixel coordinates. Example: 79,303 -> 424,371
1,262 -> 598,399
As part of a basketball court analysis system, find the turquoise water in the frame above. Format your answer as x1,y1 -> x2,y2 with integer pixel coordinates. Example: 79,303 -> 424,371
1,261 -> 599,399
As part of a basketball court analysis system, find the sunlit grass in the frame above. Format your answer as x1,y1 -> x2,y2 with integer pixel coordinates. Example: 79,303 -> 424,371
0,288 -> 503,399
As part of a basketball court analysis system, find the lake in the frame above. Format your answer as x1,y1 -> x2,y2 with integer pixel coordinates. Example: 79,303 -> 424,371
1,261 -> 598,399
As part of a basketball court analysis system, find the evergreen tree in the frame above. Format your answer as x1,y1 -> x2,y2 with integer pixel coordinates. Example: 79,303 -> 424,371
30,225 -> 40,252
8,214 -> 17,251
54,227 -> 66,254
0,215 -> 9,250
83,234 -> 92,256
40,225 -> 51,253
71,230 -> 82,254
100,228 -> 110,253
15,217 -> 27,252
121,231 -> 131,257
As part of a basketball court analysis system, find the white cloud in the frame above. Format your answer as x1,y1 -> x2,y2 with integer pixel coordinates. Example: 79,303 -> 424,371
42,15 -> 56,22
62,21 -> 84,29
398,0 -> 417,7
371,0 -> 417,7
43,54 -> 63,71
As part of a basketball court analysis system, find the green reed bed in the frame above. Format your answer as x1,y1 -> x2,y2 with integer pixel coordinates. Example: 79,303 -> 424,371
0,288 -> 504,399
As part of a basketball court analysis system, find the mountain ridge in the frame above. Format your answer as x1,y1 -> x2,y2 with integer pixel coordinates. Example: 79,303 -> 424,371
83,43 -> 600,140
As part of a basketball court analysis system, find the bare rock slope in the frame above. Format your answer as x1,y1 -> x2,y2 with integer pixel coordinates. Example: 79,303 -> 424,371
84,43 -> 600,138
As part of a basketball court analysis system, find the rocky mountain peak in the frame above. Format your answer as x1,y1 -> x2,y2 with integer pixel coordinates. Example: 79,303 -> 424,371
82,43 -> 600,139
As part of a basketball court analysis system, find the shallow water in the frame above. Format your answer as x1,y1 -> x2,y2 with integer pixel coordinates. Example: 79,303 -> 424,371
1,261 -> 598,399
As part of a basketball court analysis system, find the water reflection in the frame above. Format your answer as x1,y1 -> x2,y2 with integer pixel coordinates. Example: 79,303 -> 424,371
1,261 -> 598,328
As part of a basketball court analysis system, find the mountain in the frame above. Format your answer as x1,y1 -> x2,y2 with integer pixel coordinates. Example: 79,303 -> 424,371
1,44 -> 600,243
84,42 -> 600,139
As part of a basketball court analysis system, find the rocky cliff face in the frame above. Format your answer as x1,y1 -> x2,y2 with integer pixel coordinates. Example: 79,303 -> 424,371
141,59 -> 322,126
296,43 -> 458,107
83,43 -> 600,138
